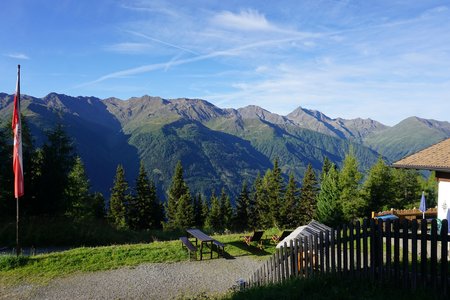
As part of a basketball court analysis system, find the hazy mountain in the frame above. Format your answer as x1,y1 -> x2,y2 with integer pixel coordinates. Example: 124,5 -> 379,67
1,92 -> 448,200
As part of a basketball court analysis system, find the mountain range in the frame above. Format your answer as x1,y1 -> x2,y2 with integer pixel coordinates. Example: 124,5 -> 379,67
1,92 -> 449,200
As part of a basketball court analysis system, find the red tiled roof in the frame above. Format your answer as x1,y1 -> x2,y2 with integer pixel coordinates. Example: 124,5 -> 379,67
392,138 -> 450,172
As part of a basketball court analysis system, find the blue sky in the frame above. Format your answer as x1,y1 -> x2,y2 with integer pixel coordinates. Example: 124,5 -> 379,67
1,0 -> 449,126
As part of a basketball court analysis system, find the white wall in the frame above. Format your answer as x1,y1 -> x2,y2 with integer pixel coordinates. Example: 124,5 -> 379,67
437,180 -> 450,220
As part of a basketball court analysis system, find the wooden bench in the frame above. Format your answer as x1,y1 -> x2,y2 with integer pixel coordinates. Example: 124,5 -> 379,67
180,236 -> 197,261
213,240 -> 225,257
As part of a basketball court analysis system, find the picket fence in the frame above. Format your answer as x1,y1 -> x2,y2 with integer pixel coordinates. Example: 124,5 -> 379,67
246,219 -> 449,296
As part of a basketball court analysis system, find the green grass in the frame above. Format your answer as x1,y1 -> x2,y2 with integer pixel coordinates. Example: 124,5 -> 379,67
0,231 -> 278,287
228,275 -> 441,300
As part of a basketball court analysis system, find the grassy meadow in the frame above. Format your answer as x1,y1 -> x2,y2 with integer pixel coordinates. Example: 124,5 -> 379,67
0,228 -> 278,287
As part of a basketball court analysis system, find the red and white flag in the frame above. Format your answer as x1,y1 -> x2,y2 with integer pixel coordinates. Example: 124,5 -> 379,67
12,65 -> 24,198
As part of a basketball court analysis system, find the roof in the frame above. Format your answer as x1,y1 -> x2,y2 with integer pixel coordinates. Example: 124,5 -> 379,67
392,138 -> 450,172
276,220 -> 332,248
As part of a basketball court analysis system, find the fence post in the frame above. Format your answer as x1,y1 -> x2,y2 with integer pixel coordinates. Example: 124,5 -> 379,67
320,231 -> 325,274
393,219 -> 400,285
411,220 -> 418,291
363,219 -> 369,278
402,219 -> 409,289
441,219 -> 448,296
325,230 -> 330,274
313,234 -> 319,276
420,219 -> 428,287
385,219 -> 392,281
370,219 -> 376,281
355,220 -> 361,278
349,222 -> 355,278
337,225 -> 342,276
430,219 -> 437,290
331,228 -> 336,275
294,238 -> 299,277
377,219 -> 384,281
343,224 -> 348,276
284,241 -> 290,280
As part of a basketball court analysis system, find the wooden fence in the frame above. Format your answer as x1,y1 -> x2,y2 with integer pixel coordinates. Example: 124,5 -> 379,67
246,219 -> 449,296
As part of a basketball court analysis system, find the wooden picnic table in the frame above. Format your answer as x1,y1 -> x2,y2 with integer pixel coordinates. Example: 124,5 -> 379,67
186,228 -> 214,260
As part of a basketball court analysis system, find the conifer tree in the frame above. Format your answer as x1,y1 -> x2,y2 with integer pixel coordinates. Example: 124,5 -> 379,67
205,191 -> 222,231
201,196 -> 210,227
193,193 -> 204,227
234,180 -> 250,231
65,156 -> 100,221
391,168 -> 421,209
165,161 -> 190,229
219,188 -> 233,230
109,164 -> 130,229
362,156 -> 394,215
130,162 -> 158,230
298,164 -> 319,224
339,151 -> 365,222
256,171 -> 272,228
320,157 -> 333,182
267,158 -> 285,228
35,124 -> 76,215
175,193 -> 194,228
281,173 -> 299,228
316,165 -> 343,226
421,171 -> 438,208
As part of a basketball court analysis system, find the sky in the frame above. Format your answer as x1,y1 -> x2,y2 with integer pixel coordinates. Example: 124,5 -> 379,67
1,0 -> 449,126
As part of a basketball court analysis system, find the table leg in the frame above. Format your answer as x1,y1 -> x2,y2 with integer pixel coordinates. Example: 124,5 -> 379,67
210,241 -> 213,259
200,242 -> 203,260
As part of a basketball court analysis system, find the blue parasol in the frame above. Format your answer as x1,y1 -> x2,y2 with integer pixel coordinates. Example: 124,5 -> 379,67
419,191 -> 426,219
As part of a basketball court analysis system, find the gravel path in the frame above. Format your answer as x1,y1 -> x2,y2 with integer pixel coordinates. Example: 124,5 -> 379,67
1,257 -> 261,300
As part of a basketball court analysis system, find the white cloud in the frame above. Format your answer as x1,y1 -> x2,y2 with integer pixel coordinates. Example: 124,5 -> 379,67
5,53 -> 30,60
211,9 -> 275,32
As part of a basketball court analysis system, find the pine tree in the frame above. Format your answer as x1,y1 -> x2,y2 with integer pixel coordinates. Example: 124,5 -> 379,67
267,158 -> 285,228
65,156 -> 97,221
205,191 -> 221,231
421,171 -> 438,208
320,157 -> 333,182
391,168 -> 421,209
298,164 -> 319,224
130,162 -> 158,230
220,188 -> 233,230
281,173 -> 299,228
34,124 -> 76,215
256,171 -> 271,228
193,193 -> 204,227
201,196 -> 210,228
175,193 -> 194,228
234,180 -> 250,231
339,151 -> 365,222
109,164 -> 130,229
165,161 -> 190,229
316,165 -> 343,226
362,156 -> 394,215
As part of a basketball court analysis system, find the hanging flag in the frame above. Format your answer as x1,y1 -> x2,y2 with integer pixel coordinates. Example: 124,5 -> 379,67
12,65 -> 24,198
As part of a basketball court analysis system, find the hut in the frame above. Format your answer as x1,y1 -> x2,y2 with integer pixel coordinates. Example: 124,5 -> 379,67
392,138 -> 450,220
276,220 -> 331,249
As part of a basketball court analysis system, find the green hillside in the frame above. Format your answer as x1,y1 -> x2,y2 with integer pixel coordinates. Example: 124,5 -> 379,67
363,117 -> 450,162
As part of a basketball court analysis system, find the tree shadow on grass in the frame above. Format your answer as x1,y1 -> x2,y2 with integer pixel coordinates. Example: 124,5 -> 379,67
227,241 -> 271,257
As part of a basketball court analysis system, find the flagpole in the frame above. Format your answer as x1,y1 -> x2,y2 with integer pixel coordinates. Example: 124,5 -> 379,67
16,196 -> 20,256
13,64 -> 23,256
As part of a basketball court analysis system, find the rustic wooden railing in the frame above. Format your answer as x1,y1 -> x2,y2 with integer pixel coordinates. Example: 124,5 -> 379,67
246,219 -> 449,296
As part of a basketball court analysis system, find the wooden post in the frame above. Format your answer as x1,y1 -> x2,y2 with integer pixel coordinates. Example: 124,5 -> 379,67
441,219 -> 448,296
411,220 -> 418,290
430,219 -> 437,290
355,221 -> 361,278
420,219 -> 428,287
385,219 -> 392,280
402,219 -> 409,289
